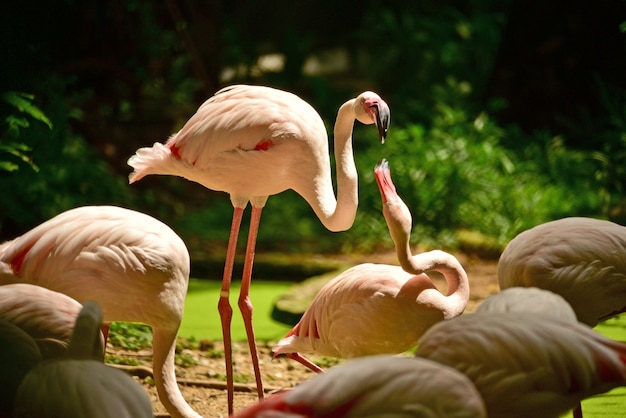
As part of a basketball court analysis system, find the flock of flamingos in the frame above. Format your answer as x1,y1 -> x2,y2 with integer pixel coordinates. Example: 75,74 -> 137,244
0,84 -> 625,417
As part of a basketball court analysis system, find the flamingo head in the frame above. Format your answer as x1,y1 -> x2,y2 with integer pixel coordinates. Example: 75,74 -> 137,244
374,159 -> 413,247
355,92 -> 390,143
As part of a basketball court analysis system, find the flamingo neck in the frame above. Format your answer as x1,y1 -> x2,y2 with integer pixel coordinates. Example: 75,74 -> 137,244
314,99 -> 359,232
400,249 -> 470,315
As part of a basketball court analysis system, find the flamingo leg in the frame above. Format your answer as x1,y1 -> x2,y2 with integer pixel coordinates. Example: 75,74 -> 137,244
286,352 -> 325,374
218,206 -> 245,416
238,205 -> 265,400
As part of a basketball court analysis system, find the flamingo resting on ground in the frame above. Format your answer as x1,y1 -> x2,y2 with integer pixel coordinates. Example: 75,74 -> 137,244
0,319 -> 42,417
475,286 -> 587,417
0,283 -> 87,359
127,84 -> 390,413
233,355 -> 487,418
0,206 -> 197,418
416,312 -> 626,418
476,286 -> 578,323
497,217 -> 626,327
13,301 -> 154,418
272,159 -> 469,371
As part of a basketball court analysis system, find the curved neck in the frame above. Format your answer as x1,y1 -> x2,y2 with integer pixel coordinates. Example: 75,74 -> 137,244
310,99 -> 359,232
399,247 -> 470,311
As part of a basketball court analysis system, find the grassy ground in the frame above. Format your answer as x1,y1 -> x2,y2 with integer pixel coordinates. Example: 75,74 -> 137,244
179,278 -> 293,341
178,278 -> 626,416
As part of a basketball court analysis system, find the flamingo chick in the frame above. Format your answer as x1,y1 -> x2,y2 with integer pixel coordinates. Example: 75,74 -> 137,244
416,312 -> 626,418
498,217 -> 626,326
128,84 -> 390,413
272,159 -> 469,371
233,355 -> 486,418
0,206 -> 197,418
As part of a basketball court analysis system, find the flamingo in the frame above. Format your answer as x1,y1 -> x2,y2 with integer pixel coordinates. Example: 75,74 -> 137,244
0,206 -> 197,418
415,312 -> 626,418
475,287 -> 590,417
13,301 -> 154,418
0,319 -> 42,417
232,355 -> 487,417
0,283 -> 87,359
497,217 -> 626,327
127,84 -> 390,413
476,286 -> 578,323
272,159 -> 469,371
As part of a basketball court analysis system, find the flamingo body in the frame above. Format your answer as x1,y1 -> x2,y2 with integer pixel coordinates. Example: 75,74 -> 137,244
416,312 -> 626,418
0,283 -> 84,358
13,301 -> 154,418
476,286 -> 578,323
233,355 -> 487,418
498,217 -> 626,326
0,206 -> 197,418
128,85 -> 389,230
274,262 -> 461,359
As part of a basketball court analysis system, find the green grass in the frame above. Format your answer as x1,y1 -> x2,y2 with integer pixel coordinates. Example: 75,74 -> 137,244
179,278 -> 293,341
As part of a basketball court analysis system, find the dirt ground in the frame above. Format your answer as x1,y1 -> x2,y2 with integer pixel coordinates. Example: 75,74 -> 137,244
107,252 -> 499,418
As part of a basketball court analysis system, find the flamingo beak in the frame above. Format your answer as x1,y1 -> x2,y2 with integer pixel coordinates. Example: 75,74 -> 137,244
374,159 -> 396,202
372,102 -> 390,144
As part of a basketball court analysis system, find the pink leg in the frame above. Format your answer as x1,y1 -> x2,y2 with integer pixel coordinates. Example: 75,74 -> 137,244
238,206 -> 265,400
219,206 -> 244,416
286,352 -> 325,374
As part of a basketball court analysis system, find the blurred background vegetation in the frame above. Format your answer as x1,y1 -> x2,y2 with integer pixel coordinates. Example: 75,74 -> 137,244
1,0 -> 625,264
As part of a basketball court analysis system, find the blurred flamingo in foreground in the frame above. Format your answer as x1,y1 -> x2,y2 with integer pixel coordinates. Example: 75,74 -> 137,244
233,355 -> 486,418
273,159 -> 469,371
128,84 -> 390,413
0,283 -> 87,358
0,206 -> 196,418
13,301 -> 154,418
498,217 -> 626,327
416,312 -> 626,418
476,286 -> 578,323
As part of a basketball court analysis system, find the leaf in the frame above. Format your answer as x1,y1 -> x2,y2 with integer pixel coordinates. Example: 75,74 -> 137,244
0,161 -> 19,172
2,91 -> 53,129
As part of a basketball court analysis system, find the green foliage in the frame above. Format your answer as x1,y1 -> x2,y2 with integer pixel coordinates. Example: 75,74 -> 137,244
108,322 -> 153,351
0,79 -> 136,236
344,100 -> 603,250
2,0 -> 623,257
1,91 -> 53,173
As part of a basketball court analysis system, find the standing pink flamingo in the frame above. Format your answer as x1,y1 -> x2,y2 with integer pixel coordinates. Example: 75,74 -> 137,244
233,355 -> 487,418
0,206 -> 197,418
497,217 -> 626,327
416,312 -> 626,418
127,84 -> 390,413
272,159 -> 469,371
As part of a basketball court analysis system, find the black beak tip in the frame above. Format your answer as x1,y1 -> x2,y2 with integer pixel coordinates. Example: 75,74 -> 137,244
374,106 -> 390,144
